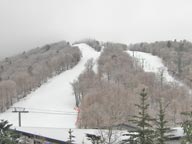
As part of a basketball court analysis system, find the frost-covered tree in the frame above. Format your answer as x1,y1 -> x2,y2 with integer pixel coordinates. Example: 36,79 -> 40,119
0,41 -> 81,112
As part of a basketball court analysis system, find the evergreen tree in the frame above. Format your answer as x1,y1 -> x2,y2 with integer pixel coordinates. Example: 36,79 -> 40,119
181,111 -> 192,143
155,100 -> 170,144
0,120 -> 19,144
67,129 -> 75,144
86,133 -> 101,144
123,88 -> 154,144
167,41 -> 172,48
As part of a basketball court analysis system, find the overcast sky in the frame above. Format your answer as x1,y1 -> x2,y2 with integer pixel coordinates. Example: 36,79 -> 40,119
0,0 -> 192,58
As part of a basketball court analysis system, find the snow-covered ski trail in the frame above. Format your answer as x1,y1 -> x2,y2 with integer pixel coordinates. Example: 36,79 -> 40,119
127,50 -> 183,85
0,43 -> 100,128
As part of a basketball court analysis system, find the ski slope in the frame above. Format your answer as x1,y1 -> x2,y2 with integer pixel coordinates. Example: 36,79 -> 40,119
0,45 -> 185,142
0,43 -> 100,128
127,50 -> 183,85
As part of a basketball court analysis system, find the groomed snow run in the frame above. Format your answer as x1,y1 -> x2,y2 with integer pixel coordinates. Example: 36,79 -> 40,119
0,43 -> 100,128
127,50 -> 182,85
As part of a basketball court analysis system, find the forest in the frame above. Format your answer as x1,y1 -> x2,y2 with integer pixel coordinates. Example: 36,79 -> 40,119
1,39 -> 192,131
0,41 -> 81,112
72,41 -> 191,128
129,40 -> 192,88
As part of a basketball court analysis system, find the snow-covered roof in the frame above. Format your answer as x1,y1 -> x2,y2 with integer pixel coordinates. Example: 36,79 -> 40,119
14,126 -> 185,143
14,127 -> 126,144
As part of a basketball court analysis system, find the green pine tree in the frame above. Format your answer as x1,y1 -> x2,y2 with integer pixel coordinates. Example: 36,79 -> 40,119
124,88 -> 155,144
155,100 -> 170,144
0,120 -> 19,144
181,111 -> 192,143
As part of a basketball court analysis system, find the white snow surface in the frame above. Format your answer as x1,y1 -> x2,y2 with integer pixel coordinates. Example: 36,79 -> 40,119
170,127 -> 184,138
0,45 -> 185,141
127,50 -> 182,85
15,127 -> 126,143
126,50 -> 187,139
0,43 -> 100,128
14,126 -> 184,143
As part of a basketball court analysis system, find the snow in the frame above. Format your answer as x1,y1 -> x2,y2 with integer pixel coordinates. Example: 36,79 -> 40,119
0,43 -> 100,128
169,127 -> 184,138
15,127 -> 126,143
127,50 -> 187,138
127,50 -> 183,85
14,126 -> 184,143
15,127 -> 96,143
15,126 -> 184,143
0,44 -> 186,141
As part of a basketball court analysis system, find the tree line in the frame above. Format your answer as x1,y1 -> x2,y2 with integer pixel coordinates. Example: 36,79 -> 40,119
1,90 -> 192,144
72,89 -> 192,144
129,40 -> 192,88
73,38 -> 102,52
72,42 -> 191,129
0,41 -> 81,112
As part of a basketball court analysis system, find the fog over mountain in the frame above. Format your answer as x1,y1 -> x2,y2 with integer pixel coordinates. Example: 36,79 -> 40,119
0,0 -> 192,58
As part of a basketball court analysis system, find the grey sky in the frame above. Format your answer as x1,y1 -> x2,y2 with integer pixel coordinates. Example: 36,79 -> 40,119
0,0 -> 192,58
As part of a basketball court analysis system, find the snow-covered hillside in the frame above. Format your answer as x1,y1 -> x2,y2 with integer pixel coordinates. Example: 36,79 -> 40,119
0,44 -> 186,143
126,50 -> 187,139
0,44 -> 100,128
127,50 -> 183,85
